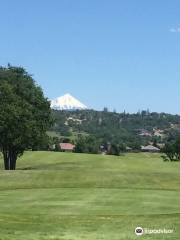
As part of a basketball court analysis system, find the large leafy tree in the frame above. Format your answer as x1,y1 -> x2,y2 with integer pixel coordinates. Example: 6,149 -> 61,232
0,65 -> 52,170
162,137 -> 180,161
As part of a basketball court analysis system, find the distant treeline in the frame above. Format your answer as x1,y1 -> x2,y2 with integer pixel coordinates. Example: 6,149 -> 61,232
48,109 -> 180,154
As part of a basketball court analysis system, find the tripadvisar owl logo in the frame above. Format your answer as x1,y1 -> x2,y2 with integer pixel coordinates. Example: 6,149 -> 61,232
135,227 -> 144,236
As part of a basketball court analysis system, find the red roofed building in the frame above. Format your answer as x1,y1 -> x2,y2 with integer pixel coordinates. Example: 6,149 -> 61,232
59,143 -> 75,152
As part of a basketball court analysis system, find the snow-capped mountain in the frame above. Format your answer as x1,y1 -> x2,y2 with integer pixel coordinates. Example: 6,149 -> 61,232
51,93 -> 88,110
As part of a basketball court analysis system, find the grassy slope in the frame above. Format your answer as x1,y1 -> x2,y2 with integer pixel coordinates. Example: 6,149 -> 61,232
0,152 -> 180,240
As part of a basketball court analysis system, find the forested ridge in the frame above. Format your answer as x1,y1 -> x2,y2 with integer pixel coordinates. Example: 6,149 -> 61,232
50,109 -> 180,150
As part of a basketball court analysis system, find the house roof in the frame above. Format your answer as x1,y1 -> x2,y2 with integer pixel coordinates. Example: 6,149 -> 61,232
59,143 -> 75,150
141,145 -> 160,151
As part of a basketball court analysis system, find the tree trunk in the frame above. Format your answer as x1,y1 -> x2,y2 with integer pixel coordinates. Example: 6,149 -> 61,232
3,149 -> 17,170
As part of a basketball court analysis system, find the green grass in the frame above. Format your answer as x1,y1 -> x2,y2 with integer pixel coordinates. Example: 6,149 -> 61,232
0,152 -> 180,239
46,130 -> 89,141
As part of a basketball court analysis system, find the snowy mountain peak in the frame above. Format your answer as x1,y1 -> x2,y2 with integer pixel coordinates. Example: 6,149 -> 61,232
51,93 -> 88,110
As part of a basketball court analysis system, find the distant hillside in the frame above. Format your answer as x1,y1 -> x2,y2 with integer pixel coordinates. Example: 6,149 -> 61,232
50,109 -> 180,149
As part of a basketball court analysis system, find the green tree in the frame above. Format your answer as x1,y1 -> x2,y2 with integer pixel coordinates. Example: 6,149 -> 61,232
0,65 -> 52,170
152,138 -> 158,147
74,136 -> 87,153
162,137 -> 180,161
109,143 -> 126,156
174,137 -> 180,160
162,143 -> 175,161
75,135 -> 99,154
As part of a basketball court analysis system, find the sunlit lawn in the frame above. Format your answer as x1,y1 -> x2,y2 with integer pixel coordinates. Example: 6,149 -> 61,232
0,152 -> 179,239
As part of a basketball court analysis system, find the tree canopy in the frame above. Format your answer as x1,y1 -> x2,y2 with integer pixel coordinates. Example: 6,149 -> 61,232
162,137 -> 180,161
0,65 -> 52,170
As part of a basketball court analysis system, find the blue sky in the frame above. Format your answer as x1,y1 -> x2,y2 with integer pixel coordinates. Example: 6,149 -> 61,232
0,0 -> 180,113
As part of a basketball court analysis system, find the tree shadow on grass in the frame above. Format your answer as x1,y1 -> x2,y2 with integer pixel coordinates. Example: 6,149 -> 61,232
18,162 -> 79,170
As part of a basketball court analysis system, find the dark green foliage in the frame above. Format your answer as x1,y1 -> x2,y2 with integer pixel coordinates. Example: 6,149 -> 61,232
51,109 -> 180,154
0,65 -> 52,169
162,137 -> 180,161
75,135 -> 100,154
109,143 -> 126,156
152,138 -> 158,147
